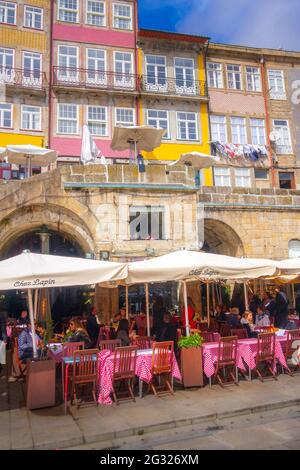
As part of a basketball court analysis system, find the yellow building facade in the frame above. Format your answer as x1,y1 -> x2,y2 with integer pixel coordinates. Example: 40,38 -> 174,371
137,30 -> 212,185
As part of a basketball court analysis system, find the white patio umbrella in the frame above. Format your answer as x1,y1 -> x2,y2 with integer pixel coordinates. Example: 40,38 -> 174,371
0,251 -> 128,357
5,145 -> 57,177
277,258 -> 300,275
168,152 -> 220,169
111,126 -> 166,160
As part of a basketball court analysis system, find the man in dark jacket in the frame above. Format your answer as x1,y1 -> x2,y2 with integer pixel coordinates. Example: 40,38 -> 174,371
274,288 -> 289,328
157,313 -> 178,352
86,307 -> 100,347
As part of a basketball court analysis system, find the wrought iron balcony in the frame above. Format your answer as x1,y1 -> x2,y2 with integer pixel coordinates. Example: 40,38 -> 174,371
53,67 -> 138,92
0,66 -> 47,91
140,75 -> 208,98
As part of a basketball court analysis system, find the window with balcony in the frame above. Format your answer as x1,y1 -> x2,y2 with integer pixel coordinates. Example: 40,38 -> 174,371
86,0 -> 105,26
21,105 -> 41,131
174,58 -> 195,95
114,52 -> 133,88
145,55 -> 167,92
58,45 -> 78,83
227,64 -> 242,90
113,3 -> 132,30
58,0 -> 78,23
57,103 -> 78,134
214,167 -> 231,187
24,5 -> 43,29
129,206 -> 165,240
279,172 -> 295,189
0,1 -> 16,25
231,117 -> 247,144
87,106 -> 107,136
0,48 -> 14,84
115,107 -> 135,126
147,109 -> 169,139
235,168 -> 251,187
210,115 -> 227,143
268,70 -> 286,100
250,118 -> 266,145
177,112 -> 198,141
0,103 -> 12,128
273,119 -> 292,154
22,51 -> 42,88
86,48 -> 106,85
246,66 -> 261,92
207,62 -> 223,88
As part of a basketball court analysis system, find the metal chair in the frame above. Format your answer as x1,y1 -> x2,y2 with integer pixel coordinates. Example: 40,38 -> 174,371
70,349 -> 99,407
230,328 -> 248,339
133,336 -> 152,350
111,346 -> 137,405
211,336 -> 238,388
252,333 -> 277,382
98,339 -> 122,352
149,341 -> 174,397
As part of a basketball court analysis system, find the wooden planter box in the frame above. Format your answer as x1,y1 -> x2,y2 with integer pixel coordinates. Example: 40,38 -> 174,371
180,347 -> 204,388
26,358 -> 56,410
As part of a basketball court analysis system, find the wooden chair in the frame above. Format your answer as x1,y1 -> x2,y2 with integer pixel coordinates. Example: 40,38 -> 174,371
201,331 -> 214,343
133,336 -> 152,350
61,342 -> 84,398
149,341 -> 174,397
219,323 -> 231,337
70,349 -> 99,407
253,333 -> 277,382
230,328 -> 248,339
211,336 -> 238,388
111,346 -> 137,405
98,339 -> 122,352
285,329 -> 300,375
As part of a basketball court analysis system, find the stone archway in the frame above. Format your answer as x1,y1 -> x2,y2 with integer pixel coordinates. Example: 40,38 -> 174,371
203,218 -> 244,257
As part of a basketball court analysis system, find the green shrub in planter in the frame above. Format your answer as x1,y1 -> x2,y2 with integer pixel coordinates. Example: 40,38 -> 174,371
178,332 -> 203,349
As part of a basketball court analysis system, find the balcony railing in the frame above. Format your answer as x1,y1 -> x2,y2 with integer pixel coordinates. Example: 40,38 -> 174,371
53,67 -> 138,92
0,67 -> 47,90
140,75 -> 208,97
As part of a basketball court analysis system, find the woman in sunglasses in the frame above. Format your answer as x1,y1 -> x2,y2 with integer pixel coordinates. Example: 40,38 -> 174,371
67,318 -> 92,349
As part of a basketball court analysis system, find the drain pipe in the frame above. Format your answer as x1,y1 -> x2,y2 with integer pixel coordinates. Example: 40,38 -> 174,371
260,56 -> 275,187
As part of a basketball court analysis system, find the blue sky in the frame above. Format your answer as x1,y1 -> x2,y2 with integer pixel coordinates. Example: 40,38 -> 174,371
139,0 -> 300,51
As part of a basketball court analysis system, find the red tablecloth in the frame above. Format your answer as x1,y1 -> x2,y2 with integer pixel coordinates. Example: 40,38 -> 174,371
202,336 -> 288,378
98,349 -> 181,405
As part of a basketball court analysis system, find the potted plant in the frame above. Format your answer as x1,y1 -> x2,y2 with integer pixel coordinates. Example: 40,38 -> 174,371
26,319 -> 56,410
178,332 -> 204,388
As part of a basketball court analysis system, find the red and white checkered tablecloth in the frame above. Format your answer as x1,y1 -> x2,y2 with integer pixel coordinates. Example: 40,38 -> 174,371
97,349 -> 181,405
202,337 -> 288,378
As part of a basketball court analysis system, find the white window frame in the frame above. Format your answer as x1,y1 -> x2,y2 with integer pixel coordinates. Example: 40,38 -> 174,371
22,51 -> 42,88
273,119 -> 292,154
230,116 -> 247,144
250,118 -> 266,145
145,54 -> 167,92
210,115 -> 227,143
235,168 -> 251,188
214,167 -> 231,187
87,105 -> 108,136
21,105 -> 41,131
113,2 -> 133,30
115,107 -> 135,127
246,66 -> 261,92
86,0 -> 106,27
268,69 -> 286,100
0,47 -> 14,84
146,109 -> 170,140
0,102 -> 12,128
176,111 -> 198,141
57,103 -> 79,135
207,62 -> 223,88
58,44 -> 79,83
58,0 -> 78,23
86,48 -> 106,85
174,57 -> 195,95
0,1 -> 16,25
113,51 -> 134,89
227,64 -> 242,90
24,5 -> 43,30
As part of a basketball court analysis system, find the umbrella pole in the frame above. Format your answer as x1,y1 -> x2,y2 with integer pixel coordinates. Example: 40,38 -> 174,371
292,283 -> 296,309
28,288 -> 38,359
125,285 -> 129,319
134,140 -> 137,162
244,283 -> 249,311
34,289 -> 39,321
145,283 -> 150,337
183,281 -> 190,337
206,283 -> 210,328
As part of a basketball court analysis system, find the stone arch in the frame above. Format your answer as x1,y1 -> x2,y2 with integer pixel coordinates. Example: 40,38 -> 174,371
203,218 -> 244,257
0,204 -> 95,258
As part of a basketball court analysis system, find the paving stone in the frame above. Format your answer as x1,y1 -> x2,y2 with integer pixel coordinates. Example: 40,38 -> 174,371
212,426 -> 285,450
153,435 -> 233,450
10,408 -> 33,450
0,411 -> 10,450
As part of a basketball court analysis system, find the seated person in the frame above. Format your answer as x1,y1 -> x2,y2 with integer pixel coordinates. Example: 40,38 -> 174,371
156,313 -> 178,350
226,308 -> 241,328
66,318 -> 92,349
116,319 -> 131,346
240,311 -> 257,338
135,308 -> 147,336
18,310 -> 30,326
18,323 -> 41,363
255,306 -> 270,327
86,307 -> 100,347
